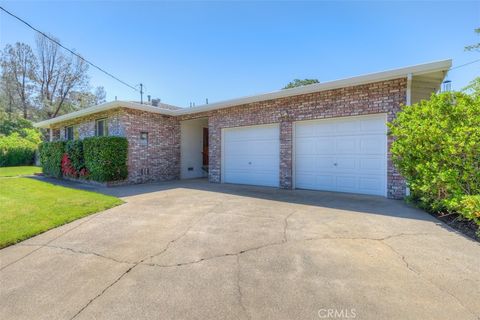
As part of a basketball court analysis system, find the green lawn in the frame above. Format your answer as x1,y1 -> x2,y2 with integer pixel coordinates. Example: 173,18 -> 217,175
0,166 -> 42,177
0,175 -> 123,248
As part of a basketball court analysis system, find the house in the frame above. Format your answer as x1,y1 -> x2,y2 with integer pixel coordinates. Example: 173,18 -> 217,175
34,59 -> 452,199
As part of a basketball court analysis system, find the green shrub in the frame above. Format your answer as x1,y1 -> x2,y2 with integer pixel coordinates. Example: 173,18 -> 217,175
0,133 -> 37,166
65,140 -> 84,171
456,195 -> 480,226
83,136 -> 128,182
389,91 -> 480,227
39,141 -> 65,178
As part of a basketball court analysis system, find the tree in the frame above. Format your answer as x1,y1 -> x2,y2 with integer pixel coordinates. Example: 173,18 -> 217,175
282,78 -> 319,90
465,27 -> 480,52
0,43 -> 37,119
35,35 -> 89,118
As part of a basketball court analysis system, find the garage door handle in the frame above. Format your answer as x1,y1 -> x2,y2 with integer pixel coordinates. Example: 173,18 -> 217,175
248,162 -> 252,165
333,163 -> 338,166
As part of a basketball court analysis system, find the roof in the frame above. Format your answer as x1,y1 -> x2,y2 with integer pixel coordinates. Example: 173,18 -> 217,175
34,59 -> 451,128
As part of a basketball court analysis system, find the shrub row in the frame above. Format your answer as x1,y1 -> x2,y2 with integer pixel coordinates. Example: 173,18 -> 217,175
39,141 -> 65,178
40,136 -> 128,182
0,134 -> 37,166
389,91 -> 480,229
0,127 -> 42,167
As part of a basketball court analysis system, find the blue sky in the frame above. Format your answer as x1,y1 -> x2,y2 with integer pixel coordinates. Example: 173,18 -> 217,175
1,1 -> 479,107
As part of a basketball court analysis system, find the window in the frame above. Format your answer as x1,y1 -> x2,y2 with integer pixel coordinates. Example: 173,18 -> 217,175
140,132 -> 148,146
65,126 -> 74,141
95,119 -> 108,136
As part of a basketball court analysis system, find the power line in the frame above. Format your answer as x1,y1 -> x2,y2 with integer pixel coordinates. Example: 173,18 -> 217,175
0,6 -> 139,92
450,58 -> 480,70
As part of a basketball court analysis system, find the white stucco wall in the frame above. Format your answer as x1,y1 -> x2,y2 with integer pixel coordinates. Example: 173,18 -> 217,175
180,118 -> 208,179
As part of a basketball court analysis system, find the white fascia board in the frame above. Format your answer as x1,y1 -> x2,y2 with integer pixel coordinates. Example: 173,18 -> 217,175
174,59 -> 451,115
34,59 -> 451,128
34,101 -> 176,128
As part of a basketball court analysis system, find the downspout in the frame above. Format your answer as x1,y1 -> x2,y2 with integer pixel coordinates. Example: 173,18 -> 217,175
405,73 -> 413,196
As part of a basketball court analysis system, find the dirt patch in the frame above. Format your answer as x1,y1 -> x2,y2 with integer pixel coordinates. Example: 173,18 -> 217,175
430,211 -> 479,242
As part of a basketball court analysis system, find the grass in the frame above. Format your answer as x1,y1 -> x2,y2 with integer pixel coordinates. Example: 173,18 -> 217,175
0,166 -> 42,177
0,173 -> 123,248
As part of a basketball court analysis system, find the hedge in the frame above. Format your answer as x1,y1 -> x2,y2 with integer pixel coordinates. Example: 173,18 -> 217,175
0,133 -> 37,166
65,140 -> 84,172
83,136 -> 128,182
389,91 -> 480,228
39,141 -> 65,178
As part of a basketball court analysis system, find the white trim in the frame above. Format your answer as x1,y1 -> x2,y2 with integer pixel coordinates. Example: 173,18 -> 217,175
406,73 -> 413,106
292,121 -> 296,189
34,59 -> 451,128
221,128 -> 225,184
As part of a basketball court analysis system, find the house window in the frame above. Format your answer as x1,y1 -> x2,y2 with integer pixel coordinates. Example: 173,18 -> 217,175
65,126 -> 74,141
140,132 -> 148,146
95,119 -> 108,136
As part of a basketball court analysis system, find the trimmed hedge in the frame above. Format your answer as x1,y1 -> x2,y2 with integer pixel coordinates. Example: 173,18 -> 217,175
39,141 -> 65,178
0,133 -> 37,166
65,140 -> 85,172
83,136 -> 128,182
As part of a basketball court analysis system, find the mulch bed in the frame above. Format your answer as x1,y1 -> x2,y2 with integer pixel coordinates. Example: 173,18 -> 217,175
429,211 -> 479,242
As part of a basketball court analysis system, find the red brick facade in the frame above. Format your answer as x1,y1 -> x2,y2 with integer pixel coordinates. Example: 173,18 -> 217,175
52,77 -> 407,199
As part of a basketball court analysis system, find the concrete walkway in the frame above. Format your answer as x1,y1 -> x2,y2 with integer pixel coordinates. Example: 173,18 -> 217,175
1,179 -> 479,320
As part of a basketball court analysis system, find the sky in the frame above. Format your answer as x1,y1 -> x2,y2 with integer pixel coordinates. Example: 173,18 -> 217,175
1,1 -> 479,108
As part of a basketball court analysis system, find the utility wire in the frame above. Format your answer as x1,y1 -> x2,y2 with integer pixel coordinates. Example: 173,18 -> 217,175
449,58 -> 480,70
0,6 -> 139,92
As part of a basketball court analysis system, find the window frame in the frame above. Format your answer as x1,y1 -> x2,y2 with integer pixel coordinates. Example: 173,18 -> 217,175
140,132 -> 149,146
65,126 -> 74,141
95,118 -> 108,137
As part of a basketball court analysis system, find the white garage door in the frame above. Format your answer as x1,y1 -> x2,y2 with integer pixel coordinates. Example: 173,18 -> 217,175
295,114 -> 387,196
223,124 -> 280,187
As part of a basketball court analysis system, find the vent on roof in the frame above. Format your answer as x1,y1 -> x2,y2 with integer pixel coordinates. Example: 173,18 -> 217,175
152,98 -> 160,107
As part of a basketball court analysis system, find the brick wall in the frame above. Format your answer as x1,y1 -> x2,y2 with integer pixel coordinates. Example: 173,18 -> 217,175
121,109 -> 180,183
52,78 -> 407,198
54,109 -> 126,140
180,78 -> 407,199
51,108 -> 180,184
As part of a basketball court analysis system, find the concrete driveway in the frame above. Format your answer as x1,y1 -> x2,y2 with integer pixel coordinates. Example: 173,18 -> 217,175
1,179 -> 479,320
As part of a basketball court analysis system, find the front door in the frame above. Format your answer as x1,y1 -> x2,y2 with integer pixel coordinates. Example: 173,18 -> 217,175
202,127 -> 209,166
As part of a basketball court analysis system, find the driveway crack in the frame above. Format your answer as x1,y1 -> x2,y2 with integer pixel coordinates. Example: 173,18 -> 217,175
38,244 -> 133,265
380,240 -> 479,319
0,213 -> 103,271
69,202 -> 224,319
236,254 -> 250,319
70,264 -> 136,320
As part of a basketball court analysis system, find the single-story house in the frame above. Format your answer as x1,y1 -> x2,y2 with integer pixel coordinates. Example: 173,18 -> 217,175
35,59 -> 452,199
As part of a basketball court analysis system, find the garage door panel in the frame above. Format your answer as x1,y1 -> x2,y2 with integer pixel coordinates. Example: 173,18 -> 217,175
295,115 -> 387,196
225,155 -> 278,171
361,117 -> 387,133
359,177 -> 384,192
360,136 -> 386,154
225,140 -> 278,156
336,175 -> 357,190
336,137 -> 358,154
336,120 -> 361,134
359,157 -> 385,171
315,138 -> 335,154
336,157 -> 357,170
224,172 -> 278,187
223,124 -> 279,187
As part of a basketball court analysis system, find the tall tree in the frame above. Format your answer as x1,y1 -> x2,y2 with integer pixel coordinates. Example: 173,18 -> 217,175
0,43 -> 37,119
465,27 -> 480,52
35,35 -> 89,118
282,78 -> 319,89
